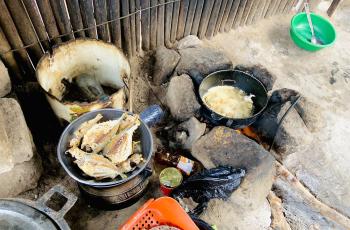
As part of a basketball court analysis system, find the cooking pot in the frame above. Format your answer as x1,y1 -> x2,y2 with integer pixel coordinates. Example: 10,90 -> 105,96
199,70 -> 268,129
0,185 -> 77,230
57,105 -> 163,188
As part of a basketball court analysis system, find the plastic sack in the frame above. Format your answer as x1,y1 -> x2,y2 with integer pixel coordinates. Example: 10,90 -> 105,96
172,166 -> 245,215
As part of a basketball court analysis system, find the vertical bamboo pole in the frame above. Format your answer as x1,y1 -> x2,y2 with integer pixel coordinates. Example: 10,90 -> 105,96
164,0 -> 173,47
36,0 -> 62,44
276,0 -> 288,14
214,0 -> 228,35
225,0 -> 240,31
170,0 -> 180,42
239,0 -> 254,26
121,0 -> 132,56
272,0 -> 281,15
22,0 -> 50,50
66,0 -> 85,38
327,0 -> 342,17
198,0 -> 214,39
157,0 -> 165,46
232,0 -> 246,28
176,0 -> 189,40
94,0 -> 110,42
184,0 -> 197,37
150,0 -> 158,49
135,0 -> 141,52
265,0 -> 278,17
49,0 -> 74,41
0,27 -> 22,81
219,0 -> 234,33
205,0 -> 222,38
0,0 -> 34,75
5,0 -> 43,63
262,0 -> 273,17
79,0 -> 98,39
190,0 -> 204,36
108,0 -> 122,48
246,0 -> 259,25
141,0 -> 150,50
252,0 -> 266,24
129,0 -> 137,54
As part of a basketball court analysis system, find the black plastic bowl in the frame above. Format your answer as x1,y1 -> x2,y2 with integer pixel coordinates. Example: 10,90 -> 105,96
57,109 -> 153,188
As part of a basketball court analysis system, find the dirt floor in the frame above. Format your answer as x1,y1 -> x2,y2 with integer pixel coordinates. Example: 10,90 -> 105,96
17,1 -> 350,229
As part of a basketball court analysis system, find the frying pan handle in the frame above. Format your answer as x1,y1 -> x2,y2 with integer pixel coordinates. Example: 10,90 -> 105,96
35,184 -> 77,220
140,104 -> 164,127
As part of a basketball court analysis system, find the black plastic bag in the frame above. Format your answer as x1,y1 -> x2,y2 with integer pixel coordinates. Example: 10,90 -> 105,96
172,166 -> 245,215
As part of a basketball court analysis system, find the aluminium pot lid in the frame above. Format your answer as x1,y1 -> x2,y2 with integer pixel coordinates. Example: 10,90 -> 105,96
0,200 -> 58,230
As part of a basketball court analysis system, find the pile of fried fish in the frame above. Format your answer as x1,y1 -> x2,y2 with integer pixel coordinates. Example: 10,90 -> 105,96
66,113 -> 143,180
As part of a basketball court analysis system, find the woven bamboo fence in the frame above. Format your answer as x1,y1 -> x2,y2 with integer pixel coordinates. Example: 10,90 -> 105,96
0,0 -> 298,82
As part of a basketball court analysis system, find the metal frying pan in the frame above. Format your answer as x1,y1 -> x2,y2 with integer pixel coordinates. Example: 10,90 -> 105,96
0,185 -> 77,230
199,70 -> 268,129
57,105 -> 163,188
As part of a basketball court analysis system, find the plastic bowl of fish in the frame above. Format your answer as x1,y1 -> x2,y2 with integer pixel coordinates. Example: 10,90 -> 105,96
57,109 -> 153,188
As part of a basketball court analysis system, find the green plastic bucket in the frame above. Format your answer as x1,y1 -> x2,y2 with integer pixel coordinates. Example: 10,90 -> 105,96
290,12 -> 336,51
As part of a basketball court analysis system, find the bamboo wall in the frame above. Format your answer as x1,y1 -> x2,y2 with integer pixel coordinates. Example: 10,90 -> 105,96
0,0 -> 298,82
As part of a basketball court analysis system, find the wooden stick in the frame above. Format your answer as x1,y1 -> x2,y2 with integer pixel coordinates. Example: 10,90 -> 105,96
265,0 -> 278,18
164,0 -> 174,47
0,0 -> 34,75
36,0 -> 62,44
246,0 -> 260,25
263,0 -> 273,18
135,0 -> 141,52
108,0 -> 122,48
252,0 -> 266,24
176,0 -> 190,40
94,0 -> 110,42
205,0 -> 222,38
49,0 -> 74,41
5,0 -> 44,63
276,0 -> 288,14
79,0 -> 97,39
272,0 -> 281,15
121,0 -> 132,57
22,0 -> 50,50
232,0 -> 246,29
66,0 -> 85,38
219,0 -> 234,33
283,0 -> 296,13
170,0 -> 180,42
198,0 -> 214,39
129,0 -> 137,55
327,0 -> 342,17
157,0 -> 165,47
225,0 -> 240,31
150,0 -> 158,49
190,0 -> 204,36
214,0 -> 228,35
0,27 -> 23,82
141,0 -> 151,50
239,0 -> 254,26
184,0 -> 197,37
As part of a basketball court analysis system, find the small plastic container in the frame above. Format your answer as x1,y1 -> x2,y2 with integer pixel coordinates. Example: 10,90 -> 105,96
119,197 -> 199,230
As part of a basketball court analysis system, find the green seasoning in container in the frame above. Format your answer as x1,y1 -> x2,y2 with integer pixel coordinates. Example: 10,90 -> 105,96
159,167 -> 183,196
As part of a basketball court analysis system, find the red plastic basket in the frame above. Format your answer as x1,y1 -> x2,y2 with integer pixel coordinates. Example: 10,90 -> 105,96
119,197 -> 199,230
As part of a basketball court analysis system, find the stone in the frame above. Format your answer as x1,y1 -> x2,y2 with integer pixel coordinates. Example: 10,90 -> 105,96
166,74 -> 201,121
294,96 -> 326,133
0,61 -> 11,97
174,47 -> 232,85
0,98 -> 34,164
0,153 -> 42,197
173,117 -> 206,150
153,46 -> 180,85
192,127 -> 275,228
0,111 -> 13,173
176,35 -> 203,50
234,64 -> 276,91
252,89 -> 313,160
